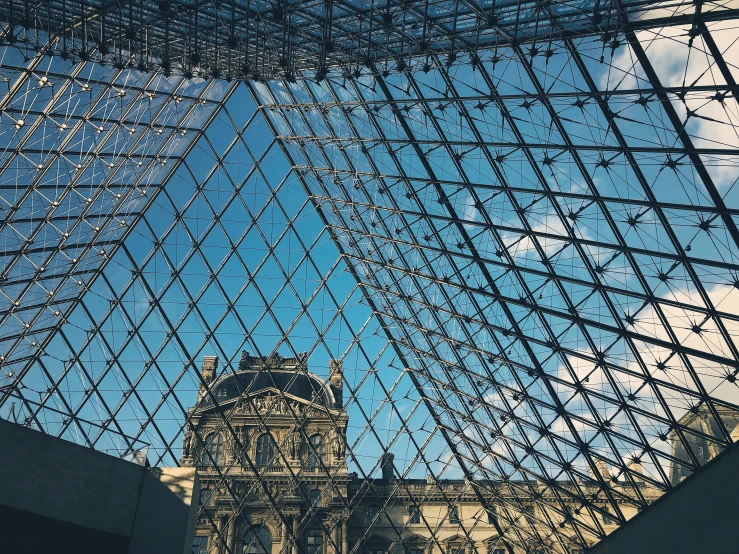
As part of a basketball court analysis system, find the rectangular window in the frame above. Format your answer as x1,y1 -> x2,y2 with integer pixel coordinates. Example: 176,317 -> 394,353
448,506 -> 460,524
410,549 -> 424,554
490,550 -> 505,554
408,505 -> 421,524
307,535 -> 323,554
192,535 -> 209,554
368,505 -> 379,520
448,545 -> 465,554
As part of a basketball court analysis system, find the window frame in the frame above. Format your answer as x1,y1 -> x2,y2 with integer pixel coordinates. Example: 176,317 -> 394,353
256,433 -> 276,467
199,487 -> 213,507
201,433 -> 224,466
306,433 -> 325,470
192,535 -> 209,554
243,527 -> 273,554
307,534 -> 323,554
408,504 -> 421,525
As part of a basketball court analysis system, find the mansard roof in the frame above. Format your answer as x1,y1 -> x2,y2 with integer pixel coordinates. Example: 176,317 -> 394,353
198,352 -> 336,410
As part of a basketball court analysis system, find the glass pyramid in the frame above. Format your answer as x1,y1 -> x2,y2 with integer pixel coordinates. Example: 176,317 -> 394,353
1,1 -> 739,552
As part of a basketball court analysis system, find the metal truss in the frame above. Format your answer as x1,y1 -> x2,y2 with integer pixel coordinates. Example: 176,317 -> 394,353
1,2 -> 739,554
251,6 -> 739,551
2,0 -> 737,81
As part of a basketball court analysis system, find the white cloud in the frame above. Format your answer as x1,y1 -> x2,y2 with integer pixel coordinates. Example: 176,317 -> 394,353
603,22 -> 739,188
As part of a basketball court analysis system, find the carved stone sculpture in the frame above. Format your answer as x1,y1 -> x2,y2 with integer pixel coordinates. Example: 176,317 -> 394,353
182,427 -> 193,458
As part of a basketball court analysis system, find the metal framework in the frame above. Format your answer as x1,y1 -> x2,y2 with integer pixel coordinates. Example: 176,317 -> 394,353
2,0 -> 739,553
2,0 -> 737,80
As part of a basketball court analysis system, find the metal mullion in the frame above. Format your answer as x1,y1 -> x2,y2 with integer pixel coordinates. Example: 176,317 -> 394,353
0,68 -> 178,352
305,192 -> 739,322
82,239 -> 301,548
367,270 -> 652,522
255,80 -> 524,554
318,194 -> 736,366
0,237 -> 121,259
331,210 -> 526,553
45,310 -> 141,449
297,165 -> 739,217
563,33 -> 739,447
368,283 -> 544,551
319,77 -> 559,521
355,268 -> 710,458
339,73 -> 629,537
316,155 -> 547,552
509,36 -> 727,475
303,185 -> 739,268
0,116 -> 185,136
62,293 -> 180,459
0,268 -> 98,293
273,82 -> 735,110
698,21 -> 739,107
332,223 -> 739,368
186,249 -> 431,554
432,58 -> 664,508
280,134 -> 739,156
333,236 -> 739,422
10,78 -> 236,415
13,341 -> 97,446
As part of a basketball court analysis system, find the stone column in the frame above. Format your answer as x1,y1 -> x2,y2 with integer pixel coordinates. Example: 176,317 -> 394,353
331,523 -> 339,554
341,520 -> 348,554
292,517 -> 299,554
214,515 -> 226,554
281,519 -> 288,554
226,517 -> 235,554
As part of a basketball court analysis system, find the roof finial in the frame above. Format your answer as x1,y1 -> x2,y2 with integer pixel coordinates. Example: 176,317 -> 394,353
238,350 -> 250,371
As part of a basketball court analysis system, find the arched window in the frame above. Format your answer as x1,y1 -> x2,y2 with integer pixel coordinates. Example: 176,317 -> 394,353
306,434 -> 325,469
256,433 -> 276,467
244,527 -> 272,554
199,487 -> 213,507
201,433 -> 224,466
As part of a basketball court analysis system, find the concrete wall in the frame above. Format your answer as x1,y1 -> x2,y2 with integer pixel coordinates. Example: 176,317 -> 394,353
0,418 -> 198,554
592,443 -> 739,554
129,467 -> 200,554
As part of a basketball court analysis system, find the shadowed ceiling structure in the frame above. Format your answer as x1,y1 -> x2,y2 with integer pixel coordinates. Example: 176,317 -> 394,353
1,0 -> 739,553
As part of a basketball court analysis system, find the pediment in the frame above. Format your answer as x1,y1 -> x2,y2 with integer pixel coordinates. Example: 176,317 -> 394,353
195,389 -> 330,417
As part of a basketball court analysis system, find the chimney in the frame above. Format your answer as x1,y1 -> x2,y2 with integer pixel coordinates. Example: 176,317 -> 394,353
329,359 -> 343,408
197,356 -> 218,401
380,452 -> 395,482
590,459 -> 609,481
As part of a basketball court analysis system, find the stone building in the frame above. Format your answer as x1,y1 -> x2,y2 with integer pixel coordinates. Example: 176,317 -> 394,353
182,354 -> 660,554
669,405 -> 739,485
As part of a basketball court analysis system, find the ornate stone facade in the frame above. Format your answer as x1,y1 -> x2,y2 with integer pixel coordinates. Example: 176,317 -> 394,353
183,354 -> 663,554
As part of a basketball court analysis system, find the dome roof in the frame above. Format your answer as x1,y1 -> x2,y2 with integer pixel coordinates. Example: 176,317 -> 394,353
198,353 -> 336,409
